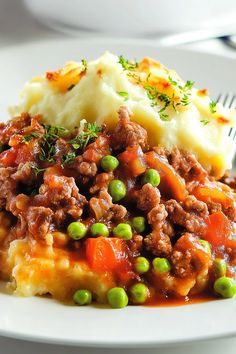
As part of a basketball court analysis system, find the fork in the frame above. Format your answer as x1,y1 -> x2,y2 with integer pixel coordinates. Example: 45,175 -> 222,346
216,93 -> 236,141
215,93 -> 236,166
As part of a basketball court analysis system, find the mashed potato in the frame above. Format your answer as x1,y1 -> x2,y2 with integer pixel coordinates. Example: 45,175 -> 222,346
11,52 -> 236,178
5,239 -> 114,302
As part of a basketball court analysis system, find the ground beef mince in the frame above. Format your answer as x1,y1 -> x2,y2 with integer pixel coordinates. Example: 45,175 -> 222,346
167,147 -> 208,182
165,198 -> 208,234
153,145 -> 208,182
136,183 -> 161,211
145,230 -> 172,257
1,108 -> 236,306
12,162 -> 37,184
107,204 -> 127,222
170,233 -> 211,278
89,172 -> 114,194
0,167 -> 17,208
111,106 -> 147,150
127,234 -> 143,257
77,160 -> 97,177
145,204 -> 172,256
147,204 -> 168,228
0,113 -> 31,144
26,206 -> 53,238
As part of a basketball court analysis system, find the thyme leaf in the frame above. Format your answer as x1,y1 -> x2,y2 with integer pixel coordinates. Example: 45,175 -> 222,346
181,93 -> 191,106
209,101 -> 217,114
118,91 -> 129,101
168,76 -> 178,86
159,113 -> 171,121
126,72 -> 142,83
81,59 -> 87,70
183,80 -> 195,91
23,133 -> 40,144
61,152 -> 76,168
200,119 -> 210,125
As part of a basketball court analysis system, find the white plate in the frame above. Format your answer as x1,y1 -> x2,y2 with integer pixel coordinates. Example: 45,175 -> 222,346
0,38 -> 236,348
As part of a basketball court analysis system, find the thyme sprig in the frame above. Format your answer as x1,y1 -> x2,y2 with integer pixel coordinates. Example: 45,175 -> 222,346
31,164 -> 46,176
144,78 -> 194,120
144,85 -> 173,121
182,80 -> 195,91
118,55 -> 138,71
61,152 -> 76,168
39,124 -> 66,163
118,55 -> 195,121
181,93 -> 191,106
69,122 -> 103,151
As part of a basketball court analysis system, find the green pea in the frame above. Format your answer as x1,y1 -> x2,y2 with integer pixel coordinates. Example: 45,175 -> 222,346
142,169 -> 160,187
101,155 -> 119,172
108,179 -> 126,202
113,223 -> 132,240
67,221 -> 87,240
213,258 -> 227,277
153,257 -> 171,273
130,283 -> 149,304
73,289 -> 92,305
91,223 -> 109,237
214,276 -> 236,298
134,256 -> 150,274
107,287 -> 129,309
199,239 -> 211,255
131,216 -> 146,233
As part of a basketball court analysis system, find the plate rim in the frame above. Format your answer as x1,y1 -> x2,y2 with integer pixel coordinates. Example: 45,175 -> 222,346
1,35 -> 236,60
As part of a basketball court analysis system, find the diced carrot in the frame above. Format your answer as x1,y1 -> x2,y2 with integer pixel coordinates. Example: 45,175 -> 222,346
8,134 -> 22,147
118,146 -> 146,177
14,143 -> 35,165
83,135 -> 110,164
0,140 -> 36,167
85,237 -> 130,272
192,186 -> 234,209
83,147 -> 99,163
145,151 -> 186,201
0,148 -> 17,167
203,212 -> 232,247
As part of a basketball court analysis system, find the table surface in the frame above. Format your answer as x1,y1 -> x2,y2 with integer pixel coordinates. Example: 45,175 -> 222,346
1,0 -> 236,353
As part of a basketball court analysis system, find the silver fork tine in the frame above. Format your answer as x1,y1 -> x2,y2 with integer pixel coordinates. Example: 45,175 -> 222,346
216,93 -> 236,137
227,95 -> 236,139
216,93 -> 236,163
229,94 -> 236,109
216,93 -> 235,108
